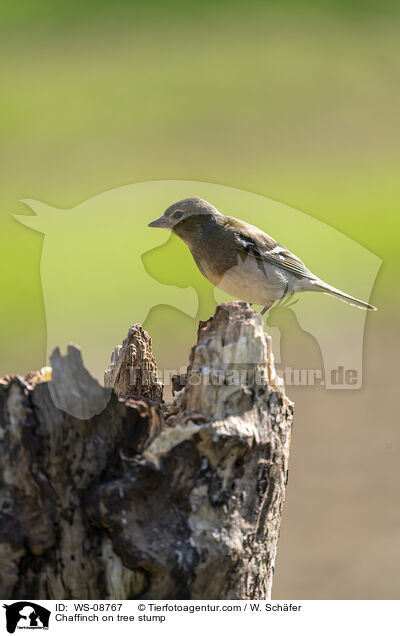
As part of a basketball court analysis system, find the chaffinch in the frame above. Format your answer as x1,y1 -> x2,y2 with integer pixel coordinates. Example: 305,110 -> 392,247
148,196 -> 377,314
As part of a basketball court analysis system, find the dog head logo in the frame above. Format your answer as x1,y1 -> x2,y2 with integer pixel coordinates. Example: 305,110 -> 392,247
14,180 -> 381,419
3,602 -> 50,633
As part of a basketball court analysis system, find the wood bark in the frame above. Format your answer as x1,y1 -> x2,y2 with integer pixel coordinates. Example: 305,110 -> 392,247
0,301 -> 293,600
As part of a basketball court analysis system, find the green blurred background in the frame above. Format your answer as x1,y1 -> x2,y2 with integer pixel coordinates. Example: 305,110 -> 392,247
1,0 -> 399,599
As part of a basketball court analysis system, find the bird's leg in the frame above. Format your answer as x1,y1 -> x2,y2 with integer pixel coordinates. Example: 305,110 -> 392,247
262,284 -> 293,314
280,283 -> 290,300
260,302 -> 274,315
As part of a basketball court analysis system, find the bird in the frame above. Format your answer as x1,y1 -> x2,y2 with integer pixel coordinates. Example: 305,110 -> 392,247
148,196 -> 377,314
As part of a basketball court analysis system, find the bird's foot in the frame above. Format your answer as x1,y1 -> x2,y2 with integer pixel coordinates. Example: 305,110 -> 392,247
260,302 -> 273,315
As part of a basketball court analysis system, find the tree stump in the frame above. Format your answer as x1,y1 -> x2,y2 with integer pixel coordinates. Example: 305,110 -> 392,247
0,301 -> 293,600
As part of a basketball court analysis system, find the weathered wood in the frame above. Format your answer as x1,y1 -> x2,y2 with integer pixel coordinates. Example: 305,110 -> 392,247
0,301 -> 293,600
104,324 -> 163,404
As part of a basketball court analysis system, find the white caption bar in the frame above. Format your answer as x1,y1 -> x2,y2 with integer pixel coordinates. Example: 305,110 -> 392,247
1,600 -> 398,636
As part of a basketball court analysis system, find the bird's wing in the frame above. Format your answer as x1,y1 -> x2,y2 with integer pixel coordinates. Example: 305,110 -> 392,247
225,218 -> 316,280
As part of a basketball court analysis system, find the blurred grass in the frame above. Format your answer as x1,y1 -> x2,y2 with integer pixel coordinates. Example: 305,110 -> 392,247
0,0 -> 399,601
0,1 -> 399,376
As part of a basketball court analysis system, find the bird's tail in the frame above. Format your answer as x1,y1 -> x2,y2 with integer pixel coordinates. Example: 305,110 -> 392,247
314,281 -> 377,311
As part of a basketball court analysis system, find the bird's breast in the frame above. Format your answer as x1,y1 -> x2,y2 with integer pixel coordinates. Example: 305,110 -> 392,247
193,250 -> 295,305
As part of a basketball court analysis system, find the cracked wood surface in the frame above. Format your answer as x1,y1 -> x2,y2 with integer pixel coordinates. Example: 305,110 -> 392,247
0,301 -> 293,599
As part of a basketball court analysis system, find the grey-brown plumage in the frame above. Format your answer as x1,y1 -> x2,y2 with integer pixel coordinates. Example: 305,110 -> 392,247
148,196 -> 377,313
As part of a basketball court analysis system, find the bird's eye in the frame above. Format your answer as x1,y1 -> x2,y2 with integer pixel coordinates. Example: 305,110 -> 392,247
173,210 -> 183,220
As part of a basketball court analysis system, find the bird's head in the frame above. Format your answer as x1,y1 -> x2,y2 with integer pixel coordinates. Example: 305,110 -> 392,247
148,197 -> 222,232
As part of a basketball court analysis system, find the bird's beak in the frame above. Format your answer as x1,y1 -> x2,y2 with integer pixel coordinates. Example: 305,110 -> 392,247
148,215 -> 170,229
